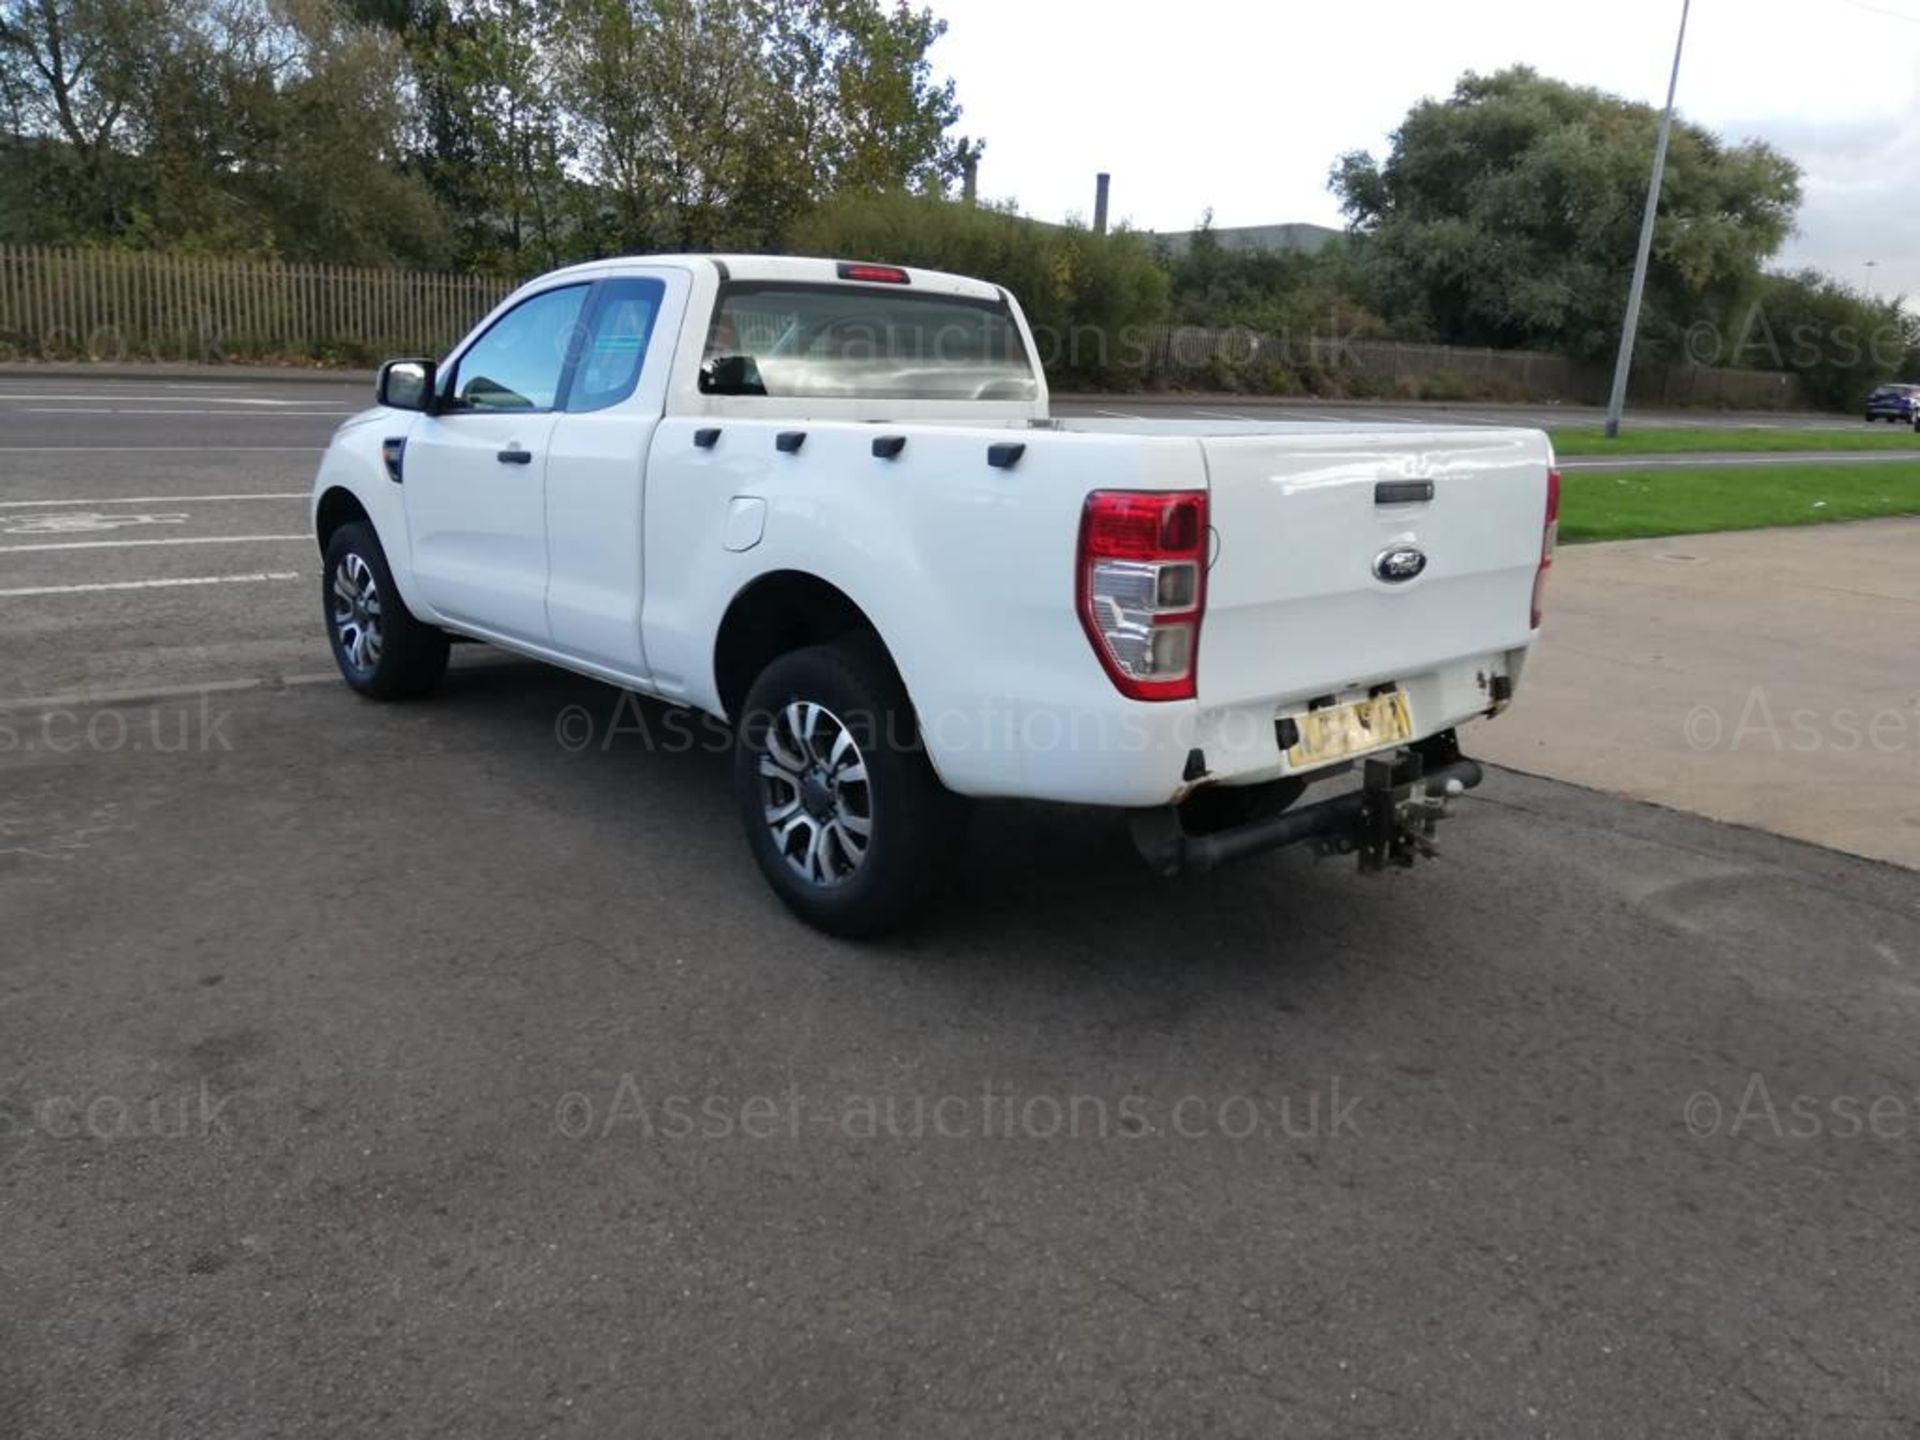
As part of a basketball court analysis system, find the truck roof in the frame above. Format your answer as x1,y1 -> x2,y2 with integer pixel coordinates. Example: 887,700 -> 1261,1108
538,253 -> 1007,302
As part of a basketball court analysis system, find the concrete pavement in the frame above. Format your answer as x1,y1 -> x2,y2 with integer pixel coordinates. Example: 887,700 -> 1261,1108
1475,517 -> 1920,870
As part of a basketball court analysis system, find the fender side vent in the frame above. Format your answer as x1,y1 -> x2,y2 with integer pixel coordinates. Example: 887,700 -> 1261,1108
381,437 -> 406,484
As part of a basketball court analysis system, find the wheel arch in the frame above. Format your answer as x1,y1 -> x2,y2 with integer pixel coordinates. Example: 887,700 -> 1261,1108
712,570 -> 902,723
312,474 -> 436,623
314,485 -> 372,556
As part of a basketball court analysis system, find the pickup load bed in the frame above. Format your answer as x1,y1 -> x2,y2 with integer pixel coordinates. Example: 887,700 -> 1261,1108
311,254 -> 1557,935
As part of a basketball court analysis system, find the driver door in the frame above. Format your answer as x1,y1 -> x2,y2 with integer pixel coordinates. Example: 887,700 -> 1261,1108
402,283 -> 589,644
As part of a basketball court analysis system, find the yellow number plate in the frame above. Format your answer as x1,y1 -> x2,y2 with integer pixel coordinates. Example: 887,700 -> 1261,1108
1286,691 -> 1413,769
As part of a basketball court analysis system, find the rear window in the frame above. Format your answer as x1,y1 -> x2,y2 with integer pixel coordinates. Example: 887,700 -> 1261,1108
700,282 -> 1039,402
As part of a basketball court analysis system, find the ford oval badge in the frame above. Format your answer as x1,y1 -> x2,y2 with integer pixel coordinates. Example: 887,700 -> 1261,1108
1373,545 -> 1427,584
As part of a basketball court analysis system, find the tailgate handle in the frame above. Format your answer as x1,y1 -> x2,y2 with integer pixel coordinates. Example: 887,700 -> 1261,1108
1376,479 -> 1433,505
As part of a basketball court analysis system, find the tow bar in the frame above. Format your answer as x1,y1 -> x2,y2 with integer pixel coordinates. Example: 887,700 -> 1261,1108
1129,733 -> 1483,878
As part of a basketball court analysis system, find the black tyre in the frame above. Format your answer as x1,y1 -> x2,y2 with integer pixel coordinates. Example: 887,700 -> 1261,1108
322,520 -> 449,700
734,636 -> 967,938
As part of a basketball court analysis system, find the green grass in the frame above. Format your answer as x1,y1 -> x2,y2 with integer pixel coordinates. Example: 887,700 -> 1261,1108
1550,426 -> 1920,456
1560,463 -> 1920,543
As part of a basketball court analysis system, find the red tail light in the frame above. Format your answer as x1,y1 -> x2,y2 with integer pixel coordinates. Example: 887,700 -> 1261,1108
1531,468 -> 1560,629
1077,490 -> 1207,701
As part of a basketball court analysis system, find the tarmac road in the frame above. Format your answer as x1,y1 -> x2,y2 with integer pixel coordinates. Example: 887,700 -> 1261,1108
4,373 -> 1919,1438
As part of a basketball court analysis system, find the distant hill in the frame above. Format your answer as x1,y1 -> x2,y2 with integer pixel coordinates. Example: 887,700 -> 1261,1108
1146,222 -> 1345,257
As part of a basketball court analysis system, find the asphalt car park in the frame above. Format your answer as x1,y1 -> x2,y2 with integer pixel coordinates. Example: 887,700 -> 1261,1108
5,374 -> 1920,1437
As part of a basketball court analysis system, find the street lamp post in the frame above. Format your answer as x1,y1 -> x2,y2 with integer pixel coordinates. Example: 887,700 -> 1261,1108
1604,0 -> 1693,440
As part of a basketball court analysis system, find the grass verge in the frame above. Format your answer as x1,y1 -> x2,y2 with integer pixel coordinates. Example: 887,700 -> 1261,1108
1560,463 -> 1920,543
1550,426 -> 1920,456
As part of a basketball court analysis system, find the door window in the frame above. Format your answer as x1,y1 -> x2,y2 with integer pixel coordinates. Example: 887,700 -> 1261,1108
444,284 -> 589,412
567,278 -> 668,413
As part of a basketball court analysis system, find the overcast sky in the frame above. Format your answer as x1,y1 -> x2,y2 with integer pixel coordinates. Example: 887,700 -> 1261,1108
932,0 -> 1920,301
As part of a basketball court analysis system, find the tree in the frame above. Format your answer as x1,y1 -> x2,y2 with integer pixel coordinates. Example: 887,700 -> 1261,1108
559,0 -> 775,252
1330,67 -> 1802,361
346,0 -> 572,270
1720,270 -> 1915,410
558,0 -> 979,255
0,0 -> 169,234
1,0 -> 447,261
761,0 -> 978,199
1165,212 -> 1382,342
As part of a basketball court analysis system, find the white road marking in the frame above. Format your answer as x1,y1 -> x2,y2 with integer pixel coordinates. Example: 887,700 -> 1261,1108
0,570 -> 300,599
2,511 -> 188,535
0,668 -> 351,711
0,392 -> 344,405
0,533 -> 307,552
0,446 -> 321,453
1191,408 -> 1268,422
0,492 -> 305,508
114,408 -> 350,416
1093,409 -> 1144,419
24,406 -> 350,417
0,676 -> 271,708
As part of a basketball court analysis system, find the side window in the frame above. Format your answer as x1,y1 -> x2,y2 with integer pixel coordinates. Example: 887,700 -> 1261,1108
444,284 -> 589,413
566,278 -> 667,413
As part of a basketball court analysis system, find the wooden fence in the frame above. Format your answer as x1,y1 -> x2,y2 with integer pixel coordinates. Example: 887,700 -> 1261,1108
0,246 -> 516,363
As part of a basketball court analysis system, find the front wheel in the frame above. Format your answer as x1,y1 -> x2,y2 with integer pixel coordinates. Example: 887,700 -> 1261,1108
322,521 -> 449,699
733,637 -> 968,938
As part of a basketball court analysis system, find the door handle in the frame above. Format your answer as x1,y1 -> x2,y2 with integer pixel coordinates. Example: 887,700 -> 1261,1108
497,447 -> 533,465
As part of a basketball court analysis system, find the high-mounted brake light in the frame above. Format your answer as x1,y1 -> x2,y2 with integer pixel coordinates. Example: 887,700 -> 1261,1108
1531,468 -> 1560,629
1077,490 -> 1208,702
837,262 -> 911,285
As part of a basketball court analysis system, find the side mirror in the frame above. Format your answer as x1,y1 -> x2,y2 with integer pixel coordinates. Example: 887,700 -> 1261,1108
377,358 -> 436,412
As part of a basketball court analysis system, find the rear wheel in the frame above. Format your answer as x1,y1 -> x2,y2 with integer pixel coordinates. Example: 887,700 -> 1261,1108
733,637 -> 967,938
322,521 -> 449,699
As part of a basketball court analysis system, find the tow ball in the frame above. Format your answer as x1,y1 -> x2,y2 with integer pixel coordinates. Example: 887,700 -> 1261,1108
1331,749 -> 1469,873
1128,731 -> 1483,878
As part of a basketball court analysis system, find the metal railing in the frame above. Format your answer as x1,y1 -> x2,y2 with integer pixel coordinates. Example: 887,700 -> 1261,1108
0,245 -> 517,364
0,245 -> 1814,411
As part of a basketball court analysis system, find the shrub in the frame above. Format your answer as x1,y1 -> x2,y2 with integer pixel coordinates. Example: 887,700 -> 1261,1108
790,192 -> 1170,387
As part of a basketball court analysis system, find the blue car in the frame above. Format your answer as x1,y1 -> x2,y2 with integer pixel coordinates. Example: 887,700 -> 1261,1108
1864,383 -> 1920,424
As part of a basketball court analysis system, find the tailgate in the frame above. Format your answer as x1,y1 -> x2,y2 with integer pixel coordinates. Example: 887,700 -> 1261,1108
1198,427 -> 1550,709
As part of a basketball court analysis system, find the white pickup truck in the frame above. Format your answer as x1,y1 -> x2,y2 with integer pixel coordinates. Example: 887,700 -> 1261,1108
311,254 -> 1557,935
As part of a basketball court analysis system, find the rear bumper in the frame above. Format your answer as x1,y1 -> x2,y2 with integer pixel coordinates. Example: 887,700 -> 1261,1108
920,646 -> 1528,808
1130,734 -> 1484,877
